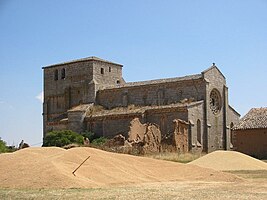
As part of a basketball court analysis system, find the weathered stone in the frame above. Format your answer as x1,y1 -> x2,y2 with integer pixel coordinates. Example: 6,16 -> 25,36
42,56 -> 240,153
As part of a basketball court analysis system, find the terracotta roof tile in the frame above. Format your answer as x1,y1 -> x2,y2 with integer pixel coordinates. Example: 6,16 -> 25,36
233,107 -> 267,130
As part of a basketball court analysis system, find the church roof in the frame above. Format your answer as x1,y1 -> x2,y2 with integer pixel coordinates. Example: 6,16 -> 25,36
86,101 -> 203,118
233,107 -> 267,130
43,56 -> 123,69
102,74 -> 203,90
201,65 -> 226,79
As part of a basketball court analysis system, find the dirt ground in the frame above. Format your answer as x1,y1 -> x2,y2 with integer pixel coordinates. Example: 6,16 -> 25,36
0,148 -> 267,199
0,174 -> 266,200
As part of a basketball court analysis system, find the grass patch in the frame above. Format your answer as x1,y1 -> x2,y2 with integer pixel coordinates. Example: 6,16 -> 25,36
145,152 -> 204,163
227,170 -> 267,180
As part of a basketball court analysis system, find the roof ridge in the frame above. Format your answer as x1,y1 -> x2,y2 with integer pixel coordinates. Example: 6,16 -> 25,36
101,73 -> 202,90
43,56 -> 123,69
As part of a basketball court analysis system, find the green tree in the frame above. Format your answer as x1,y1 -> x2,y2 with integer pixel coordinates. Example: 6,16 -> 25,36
43,130 -> 84,147
0,137 -> 8,153
81,131 -> 97,142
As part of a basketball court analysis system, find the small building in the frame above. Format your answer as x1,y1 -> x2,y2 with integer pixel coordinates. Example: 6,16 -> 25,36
232,107 -> 267,159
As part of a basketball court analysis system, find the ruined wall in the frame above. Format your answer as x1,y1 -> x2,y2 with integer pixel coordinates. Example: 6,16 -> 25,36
96,79 -> 206,109
85,106 -> 188,141
128,118 -> 161,154
187,102 -> 204,152
173,119 -> 189,153
145,107 -> 188,138
232,129 -> 267,159
86,114 -> 142,138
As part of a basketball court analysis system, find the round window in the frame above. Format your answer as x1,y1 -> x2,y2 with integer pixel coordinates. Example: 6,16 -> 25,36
209,89 -> 221,114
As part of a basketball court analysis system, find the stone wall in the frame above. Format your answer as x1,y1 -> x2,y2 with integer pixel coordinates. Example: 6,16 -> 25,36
202,67 -> 227,152
187,101 -> 204,152
227,106 -> 241,148
85,106 -> 189,140
145,107 -> 188,138
173,119 -> 189,153
232,128 -> 267,159
46,121 -> 68,134
93,61 -> 124,88
86,114 -> 142,138
96,79 -> 206,109
43,58 -> 123,135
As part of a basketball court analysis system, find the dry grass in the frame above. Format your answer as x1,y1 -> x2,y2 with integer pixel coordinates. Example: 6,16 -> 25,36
0,179 -> 266,200
227,170 -> 267,180
145,152 -> 204,163
87,105 -> 104,115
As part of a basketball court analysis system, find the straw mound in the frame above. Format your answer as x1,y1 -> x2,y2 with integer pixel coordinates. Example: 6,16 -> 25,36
189,151 -> 267,171
0,147 -> 239,189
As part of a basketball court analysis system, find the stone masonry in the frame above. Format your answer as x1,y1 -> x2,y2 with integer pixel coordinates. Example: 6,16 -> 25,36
42,57 -> 240,153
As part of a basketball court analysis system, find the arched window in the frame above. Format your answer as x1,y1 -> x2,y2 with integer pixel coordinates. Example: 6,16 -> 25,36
197,119 -> 201,144
61,68 -> 66,79
54,69 -> 58,81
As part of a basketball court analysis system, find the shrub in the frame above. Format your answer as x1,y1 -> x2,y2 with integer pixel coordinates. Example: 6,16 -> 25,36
91,137 -> 108,146
0,137 -> 8,153
81,131 -> 97,142
43,130 -> 83,147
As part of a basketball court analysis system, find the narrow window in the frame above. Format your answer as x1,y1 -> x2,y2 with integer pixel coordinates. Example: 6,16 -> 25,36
54,69 -> 58,81
230,122 -> 234,146
101,68 -> 104,74
197,119 -> 201,144
109,67 -> 111,72
61,68 -> 66,79
116,80 -> 120,84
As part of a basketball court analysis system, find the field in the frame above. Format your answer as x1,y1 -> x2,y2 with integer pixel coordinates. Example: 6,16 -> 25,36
1,172 -> 267,200
0,148 -> 267,199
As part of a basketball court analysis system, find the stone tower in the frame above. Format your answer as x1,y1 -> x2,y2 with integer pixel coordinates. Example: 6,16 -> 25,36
42,56 -> 124,135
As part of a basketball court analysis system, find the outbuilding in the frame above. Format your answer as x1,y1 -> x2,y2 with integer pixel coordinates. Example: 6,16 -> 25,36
232,107 -> 267,159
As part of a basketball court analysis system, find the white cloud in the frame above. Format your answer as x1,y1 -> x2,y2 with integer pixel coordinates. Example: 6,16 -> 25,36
36,91 -> 44,103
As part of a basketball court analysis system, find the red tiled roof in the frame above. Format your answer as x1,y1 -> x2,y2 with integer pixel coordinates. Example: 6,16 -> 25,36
233,107 -> 267,130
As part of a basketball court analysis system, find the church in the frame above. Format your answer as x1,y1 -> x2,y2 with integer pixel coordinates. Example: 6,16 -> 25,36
42,56 -> 240,153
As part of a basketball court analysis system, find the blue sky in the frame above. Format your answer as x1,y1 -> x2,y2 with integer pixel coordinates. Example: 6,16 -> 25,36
0,0 -> 266,146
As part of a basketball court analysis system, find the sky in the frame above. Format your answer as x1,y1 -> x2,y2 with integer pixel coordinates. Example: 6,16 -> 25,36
0,0 -> 266,146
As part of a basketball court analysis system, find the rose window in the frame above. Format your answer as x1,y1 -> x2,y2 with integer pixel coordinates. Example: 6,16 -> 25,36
210,89 -> 221,114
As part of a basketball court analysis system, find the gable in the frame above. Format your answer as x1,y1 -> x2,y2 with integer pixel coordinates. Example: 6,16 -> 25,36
202,65 -> 225,79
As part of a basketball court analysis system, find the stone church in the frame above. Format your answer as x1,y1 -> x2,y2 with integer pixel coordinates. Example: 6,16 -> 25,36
42,56 -> 240,153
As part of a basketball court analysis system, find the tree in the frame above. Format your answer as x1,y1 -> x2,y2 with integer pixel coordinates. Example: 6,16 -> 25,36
43,130 -> 84,147
81,131 -> 97,142
0,137 -> 8,153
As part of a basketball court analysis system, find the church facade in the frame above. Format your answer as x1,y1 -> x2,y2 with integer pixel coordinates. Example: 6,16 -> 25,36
42,56 -> 240,153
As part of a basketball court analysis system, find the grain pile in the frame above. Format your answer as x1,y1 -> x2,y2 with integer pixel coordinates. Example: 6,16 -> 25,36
0,147 -> 239,189
189,150 -> 267,171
